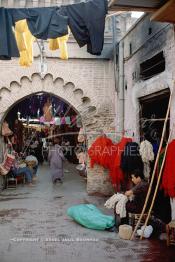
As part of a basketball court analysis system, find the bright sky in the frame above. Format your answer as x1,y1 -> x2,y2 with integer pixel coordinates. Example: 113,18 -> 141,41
131,11 -> 144,18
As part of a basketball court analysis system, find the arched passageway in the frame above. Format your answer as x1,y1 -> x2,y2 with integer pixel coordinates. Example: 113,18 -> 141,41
0,73 -> 114,195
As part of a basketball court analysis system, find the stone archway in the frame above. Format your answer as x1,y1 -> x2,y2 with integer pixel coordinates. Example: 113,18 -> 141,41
0,73 -> 96,122
0,73 -> 114,195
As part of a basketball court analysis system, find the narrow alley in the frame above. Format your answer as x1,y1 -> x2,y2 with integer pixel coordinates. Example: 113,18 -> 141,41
0,163 -> 174,262
1,1 -> 175,261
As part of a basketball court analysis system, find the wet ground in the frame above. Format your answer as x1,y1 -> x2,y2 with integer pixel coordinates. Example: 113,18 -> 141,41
0,162 -> 174,262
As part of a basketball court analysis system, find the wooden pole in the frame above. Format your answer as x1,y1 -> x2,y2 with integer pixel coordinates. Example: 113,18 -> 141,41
140,122 -> 174,239
130,85 -> 174,240
108,0 -> 116,8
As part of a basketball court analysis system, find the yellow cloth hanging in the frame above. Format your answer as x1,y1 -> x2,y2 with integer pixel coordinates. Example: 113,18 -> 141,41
15,19 -> 35,67
49,34 -> 69,60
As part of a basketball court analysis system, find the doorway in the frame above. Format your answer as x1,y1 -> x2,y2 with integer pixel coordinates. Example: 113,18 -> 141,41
139,88 -> 170,143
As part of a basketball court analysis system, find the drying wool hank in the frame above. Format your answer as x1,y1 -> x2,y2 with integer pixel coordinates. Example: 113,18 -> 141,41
88,136 -> 133,189
110,137 -> 132,188
104,193 -> 128,218
88,136 -> 113,169
162,139 -> 175,198
139,140 -> 154,180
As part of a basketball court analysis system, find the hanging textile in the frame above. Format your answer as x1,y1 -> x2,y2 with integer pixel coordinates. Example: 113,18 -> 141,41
0,153 -> 15,176
55,117 -> 61,126
76,116 -> 82,128
15,20 -> 69,66
109,137 -> 132,188
61,117 -> 66,125
1,121 -> 13,136
78,128 -> 86,143
43,99 -> 53,122
0,1 -> 107,61
0,7 -> 19,59
15,19 -> 35,67
60,0 -> 108,55
0,6 -> 68,60
88,136 -> 113,169
88,136 -> 133,189
65,116 -> 71,125
13,120 -> 23,152
49,34 -> 69,60
71,115 -> 77,126
162,139 -> 175,198
120,142 -> 143,173
139,140 -> 154,180
9,7 -> 68,40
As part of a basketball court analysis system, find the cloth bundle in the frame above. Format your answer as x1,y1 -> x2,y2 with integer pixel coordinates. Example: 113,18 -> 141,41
137,225 -> 153,238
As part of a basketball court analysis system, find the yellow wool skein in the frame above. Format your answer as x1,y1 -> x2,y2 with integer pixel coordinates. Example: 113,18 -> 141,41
15,19 -> 35,67
49,33 -> 69,60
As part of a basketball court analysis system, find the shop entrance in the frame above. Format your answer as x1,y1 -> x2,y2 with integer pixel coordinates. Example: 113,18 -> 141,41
3,92 -> 84,165
139,88 -> 170,144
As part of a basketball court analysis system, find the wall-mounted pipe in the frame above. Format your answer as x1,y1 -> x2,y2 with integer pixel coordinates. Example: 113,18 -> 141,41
118,39 -> 125,134
112,16 -> 118,92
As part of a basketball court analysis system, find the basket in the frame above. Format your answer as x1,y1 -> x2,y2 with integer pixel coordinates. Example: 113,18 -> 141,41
119,224 -> 133,240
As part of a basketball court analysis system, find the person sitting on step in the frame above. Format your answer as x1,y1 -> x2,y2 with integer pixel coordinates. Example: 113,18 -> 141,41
115,169 -> 149,228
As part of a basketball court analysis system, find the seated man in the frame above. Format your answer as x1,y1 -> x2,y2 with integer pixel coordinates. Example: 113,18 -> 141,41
125,169 -> 149,214
12,162 -> 33,186
115,169 -> 148,227
25,154 -> 38,176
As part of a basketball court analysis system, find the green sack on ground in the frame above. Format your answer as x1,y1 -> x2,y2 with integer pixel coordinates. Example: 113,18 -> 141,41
67,204 -> 115,230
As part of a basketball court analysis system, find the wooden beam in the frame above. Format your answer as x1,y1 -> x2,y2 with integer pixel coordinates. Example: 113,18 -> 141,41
151,0 -> 175,22
109,5 -> 158,12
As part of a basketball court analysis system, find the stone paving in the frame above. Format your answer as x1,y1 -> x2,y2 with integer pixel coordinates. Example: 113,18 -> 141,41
0,162 -> 175,262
